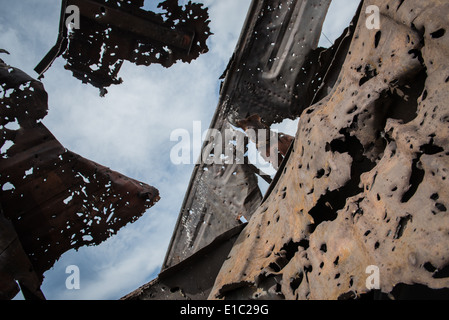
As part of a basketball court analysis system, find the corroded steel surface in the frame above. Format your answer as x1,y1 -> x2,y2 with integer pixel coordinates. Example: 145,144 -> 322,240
209,0 -> 449,300
0,60 -> 159,299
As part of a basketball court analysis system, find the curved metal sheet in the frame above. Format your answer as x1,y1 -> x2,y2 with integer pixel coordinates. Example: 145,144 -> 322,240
0,61 -> 160,299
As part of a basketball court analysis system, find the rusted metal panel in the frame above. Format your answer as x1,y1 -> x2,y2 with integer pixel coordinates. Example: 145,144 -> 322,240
209,0 -> 449,300
0,61 -> 160,298
35,0 -> 211,96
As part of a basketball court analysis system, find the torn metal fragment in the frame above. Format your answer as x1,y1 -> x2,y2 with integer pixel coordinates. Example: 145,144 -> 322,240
35,0 -> 212,96
223,0 -> 332,127
0,61 -> 160,299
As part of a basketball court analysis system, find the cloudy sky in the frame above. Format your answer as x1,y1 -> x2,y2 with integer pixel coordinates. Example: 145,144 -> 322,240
1,0 -> 359,300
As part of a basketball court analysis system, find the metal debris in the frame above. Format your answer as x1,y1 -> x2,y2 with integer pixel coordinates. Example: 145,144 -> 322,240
209,0 -> 449,300
0,60 -> 159,299
129,0 -> 332,298
125,0 -> 449,301
160,0 -> 330,271
5,0 -> 447,301
35,0 -> 211,96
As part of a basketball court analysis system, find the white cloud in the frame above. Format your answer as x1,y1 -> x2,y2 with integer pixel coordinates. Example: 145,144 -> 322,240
203,0 -> 253,62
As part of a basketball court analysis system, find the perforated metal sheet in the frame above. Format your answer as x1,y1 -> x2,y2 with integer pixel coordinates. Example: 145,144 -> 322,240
0,60 -> 159,299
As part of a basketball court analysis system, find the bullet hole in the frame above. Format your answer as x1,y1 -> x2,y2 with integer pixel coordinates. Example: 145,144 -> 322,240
333,256 -> 339,266
290,273 -> 304,292
320,243 -> 327,253
394,214 -> 412,239
401,157 -> 424,203
347,105 -> 358,114
316,169 -> 325,179
420,140 -> 444,155
424,262 -> 437,273
435,203 -> 447,212
430,193 -> 439,201
430,28 -> 445,39
268,260 -> 283,273
374,31 -> 382,48
359,64 -> 378,86
280,239 -> 308,261
338,291 -> 357,300
433,264 -> 449,279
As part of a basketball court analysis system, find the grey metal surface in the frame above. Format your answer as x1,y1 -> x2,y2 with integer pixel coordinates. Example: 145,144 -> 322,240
161,0 -> 332,272
162,116 -> 263,269
224,0 -> 332,126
